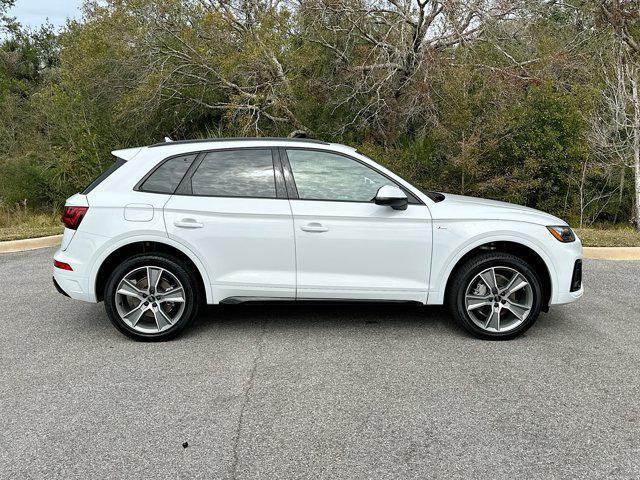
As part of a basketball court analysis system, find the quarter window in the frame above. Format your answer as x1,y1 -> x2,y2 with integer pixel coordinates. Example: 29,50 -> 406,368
82,158 -> 126,194
140,154 -> 196,194
191,149 -> 276,198
286,149 -> 395,202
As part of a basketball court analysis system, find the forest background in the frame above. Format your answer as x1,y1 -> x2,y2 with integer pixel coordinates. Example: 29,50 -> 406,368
1,0 -> 640,245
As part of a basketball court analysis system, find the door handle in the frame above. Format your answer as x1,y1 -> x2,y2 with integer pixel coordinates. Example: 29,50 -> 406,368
174,218 -> 203,229
300,222 -> 328,233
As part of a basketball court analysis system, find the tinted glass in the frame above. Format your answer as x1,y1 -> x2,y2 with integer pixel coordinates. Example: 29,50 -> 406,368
82,158 -> 126,194
287,150 -> 394,201
140,154 -> 196,194
191,149 -> 276,198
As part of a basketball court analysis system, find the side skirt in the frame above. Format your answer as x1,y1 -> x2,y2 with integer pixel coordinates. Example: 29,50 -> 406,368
219,296 -> 423,306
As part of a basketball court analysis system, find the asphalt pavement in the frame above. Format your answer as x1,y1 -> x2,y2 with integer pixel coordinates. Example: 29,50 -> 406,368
1,247 -> 639,479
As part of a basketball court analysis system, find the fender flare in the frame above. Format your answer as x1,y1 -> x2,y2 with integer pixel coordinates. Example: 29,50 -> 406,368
429,232 -> 559,305
87,234 -> 213,303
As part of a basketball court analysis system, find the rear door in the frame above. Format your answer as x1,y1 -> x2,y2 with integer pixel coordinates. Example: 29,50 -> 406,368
282,148 -> 432,302
163,148 -> 296,303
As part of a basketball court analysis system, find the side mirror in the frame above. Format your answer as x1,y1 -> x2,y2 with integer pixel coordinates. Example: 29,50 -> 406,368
374,185 -> 408,210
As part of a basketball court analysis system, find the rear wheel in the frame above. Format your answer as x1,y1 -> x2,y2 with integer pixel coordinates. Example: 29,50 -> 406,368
447,252 -> 543,340
104,253 -> 200,341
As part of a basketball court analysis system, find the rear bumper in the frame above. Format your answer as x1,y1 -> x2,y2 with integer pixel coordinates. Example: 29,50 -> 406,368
52,252 -> 95,302
52,276 -> 70,297
53,230 -> 107,303
53,266 -> 92,301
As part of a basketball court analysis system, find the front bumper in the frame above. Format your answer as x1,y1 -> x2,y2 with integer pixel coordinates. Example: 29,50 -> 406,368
554,284 -> 584,304
549,237 -> 584,305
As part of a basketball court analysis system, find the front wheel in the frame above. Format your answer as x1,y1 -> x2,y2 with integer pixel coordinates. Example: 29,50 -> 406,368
104,253 -> 200,341
447,252 -> 543,340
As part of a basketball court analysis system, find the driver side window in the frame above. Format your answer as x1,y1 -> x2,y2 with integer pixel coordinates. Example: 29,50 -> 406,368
286,149 -> 395,202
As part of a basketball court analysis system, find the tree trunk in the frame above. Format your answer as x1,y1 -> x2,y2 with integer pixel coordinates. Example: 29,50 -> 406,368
631,74 -> 640,231
614,166 -> 625,224
579,160 -> 587,228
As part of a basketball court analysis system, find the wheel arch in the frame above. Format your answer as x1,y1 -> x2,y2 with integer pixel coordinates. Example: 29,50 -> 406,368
438,236 -> 556,309
91,236 -> 212,303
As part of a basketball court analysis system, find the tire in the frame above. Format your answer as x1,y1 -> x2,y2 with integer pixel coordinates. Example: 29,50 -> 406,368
446,252 -> 543,340
104,253 -> 200,341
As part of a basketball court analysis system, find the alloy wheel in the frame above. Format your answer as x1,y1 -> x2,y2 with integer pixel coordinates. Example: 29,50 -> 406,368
464,266 -> 534,333
114,266 -> 186,333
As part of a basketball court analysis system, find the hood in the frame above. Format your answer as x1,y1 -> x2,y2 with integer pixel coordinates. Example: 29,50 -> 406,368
431,193 -> 567,226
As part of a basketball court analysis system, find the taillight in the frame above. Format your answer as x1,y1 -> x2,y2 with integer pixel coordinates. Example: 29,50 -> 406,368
54,260 -> 73,271
61,206 -> 88,230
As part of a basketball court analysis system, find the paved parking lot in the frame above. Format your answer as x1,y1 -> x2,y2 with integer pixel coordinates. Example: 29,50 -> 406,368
1,247 -> 639,479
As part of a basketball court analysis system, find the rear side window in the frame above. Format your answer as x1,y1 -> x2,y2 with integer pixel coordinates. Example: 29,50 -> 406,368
82,158 -> 126,194
139,154 -> 196,194
190,149 -> 276,198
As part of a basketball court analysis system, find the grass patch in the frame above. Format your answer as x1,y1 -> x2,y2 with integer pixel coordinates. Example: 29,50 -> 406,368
0,208 -> 63,242
575,227 -> 640,247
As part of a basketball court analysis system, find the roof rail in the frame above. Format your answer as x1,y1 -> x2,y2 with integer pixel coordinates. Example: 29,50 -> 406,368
148,137 -> 330,148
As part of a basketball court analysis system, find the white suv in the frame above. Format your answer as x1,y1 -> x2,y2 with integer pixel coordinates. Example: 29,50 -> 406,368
53,137 -> 583,341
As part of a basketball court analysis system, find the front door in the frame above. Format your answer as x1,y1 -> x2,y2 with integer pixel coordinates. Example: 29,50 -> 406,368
163,148 -> 295,303
282,148 -> 432,302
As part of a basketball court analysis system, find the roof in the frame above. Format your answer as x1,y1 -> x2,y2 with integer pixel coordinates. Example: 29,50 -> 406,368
112,137 -> 356,160
147,137 -> 330,148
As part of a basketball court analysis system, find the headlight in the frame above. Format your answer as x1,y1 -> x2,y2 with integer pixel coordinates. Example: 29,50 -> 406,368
546,225 -> 575,243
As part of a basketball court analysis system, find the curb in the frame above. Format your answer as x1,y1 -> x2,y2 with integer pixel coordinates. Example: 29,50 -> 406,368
0,234 -> 62,254
582,247 -> 640,261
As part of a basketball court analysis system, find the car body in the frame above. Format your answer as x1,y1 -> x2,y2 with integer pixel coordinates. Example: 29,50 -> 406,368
53,137 -> 583,340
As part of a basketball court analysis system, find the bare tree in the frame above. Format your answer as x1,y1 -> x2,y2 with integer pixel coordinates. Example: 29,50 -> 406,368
600,0 -> 640,53
299,0 -> 529,135
631,66 -> 640,228
589,49 -> 632,226
598,0 -> 640,229
123,0 -> 308,135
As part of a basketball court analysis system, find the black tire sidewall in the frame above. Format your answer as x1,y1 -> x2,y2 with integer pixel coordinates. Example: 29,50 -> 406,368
104,253 -> 199,341
450,253 -> 543,340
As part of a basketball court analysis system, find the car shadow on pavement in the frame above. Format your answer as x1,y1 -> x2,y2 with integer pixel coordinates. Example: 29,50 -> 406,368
67,298 -> 571,341
187,302 -> 466,338
182,302 -> 576,342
